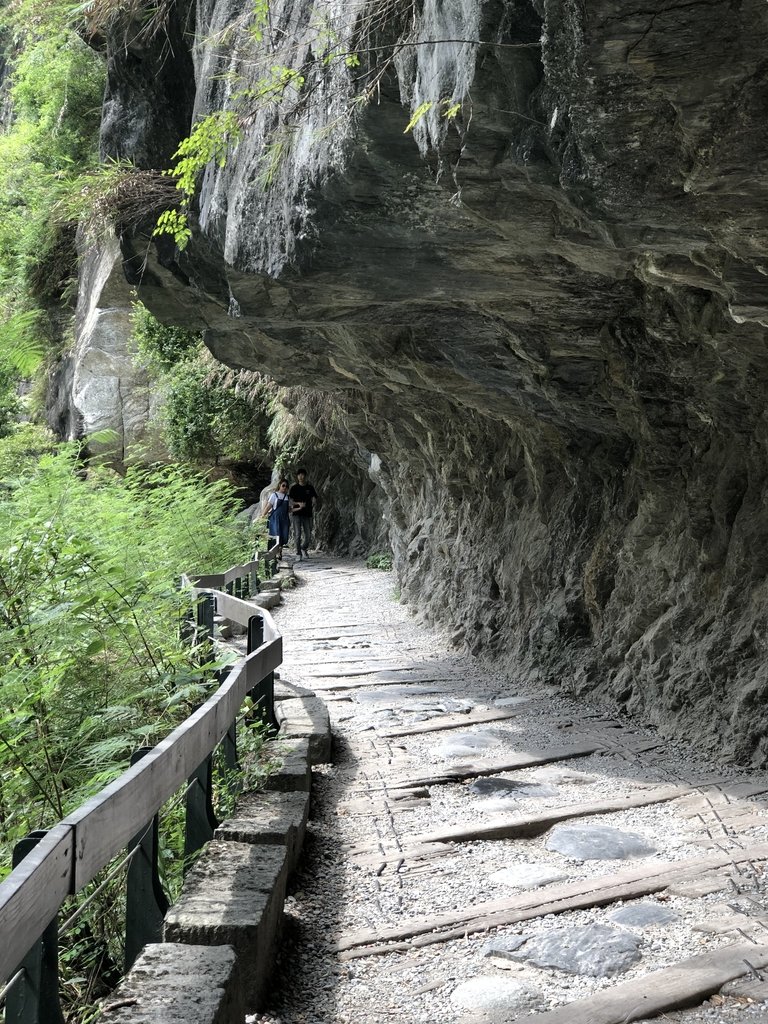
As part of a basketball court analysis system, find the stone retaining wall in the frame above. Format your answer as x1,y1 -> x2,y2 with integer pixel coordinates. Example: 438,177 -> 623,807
99,686 -> 331,1023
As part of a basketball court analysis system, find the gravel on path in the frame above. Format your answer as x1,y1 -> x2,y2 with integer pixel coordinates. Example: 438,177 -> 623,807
248,555 -> 768,1024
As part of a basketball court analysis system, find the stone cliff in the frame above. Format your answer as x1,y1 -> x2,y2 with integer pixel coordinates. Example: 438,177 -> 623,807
87,0 -> 768,762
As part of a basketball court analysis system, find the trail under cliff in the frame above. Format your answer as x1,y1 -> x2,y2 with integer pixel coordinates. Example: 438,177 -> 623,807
64,0 -> 768,763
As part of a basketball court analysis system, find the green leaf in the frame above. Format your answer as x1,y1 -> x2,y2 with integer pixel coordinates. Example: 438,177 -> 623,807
403,101 -> 434,134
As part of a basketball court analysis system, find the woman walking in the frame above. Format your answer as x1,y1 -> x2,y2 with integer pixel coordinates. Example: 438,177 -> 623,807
267,479 -> 291,556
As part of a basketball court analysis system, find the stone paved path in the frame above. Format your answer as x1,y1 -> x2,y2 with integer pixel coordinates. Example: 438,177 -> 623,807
255,556 -> 768,1024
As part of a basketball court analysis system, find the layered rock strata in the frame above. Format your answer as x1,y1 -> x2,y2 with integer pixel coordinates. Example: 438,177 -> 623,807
90,0 -> 768,762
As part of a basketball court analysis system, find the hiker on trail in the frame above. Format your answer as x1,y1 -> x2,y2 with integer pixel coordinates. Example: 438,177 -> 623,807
289,468 -> 319,560
266,478 -> 291,556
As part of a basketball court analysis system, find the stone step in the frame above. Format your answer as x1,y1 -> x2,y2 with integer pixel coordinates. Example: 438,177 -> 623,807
164,842 -> 288,1012
260,736 -> 312,792
98,943 -> 242,1024
275,696 -> 332,764
215,790 -> 310,873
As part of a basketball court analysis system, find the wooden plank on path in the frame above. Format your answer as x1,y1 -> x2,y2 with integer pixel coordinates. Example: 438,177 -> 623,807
414,785 -> 685,845
378,706 -> 534,738
335,841 -> 768,954
309,675 -> 460,692
388,741 -> 602,789
302,664 -> 447,679
507,943 -> 768,1024
288,653 -> 411,666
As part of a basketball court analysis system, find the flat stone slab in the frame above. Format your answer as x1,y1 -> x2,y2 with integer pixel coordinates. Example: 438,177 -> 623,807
450,976 -> 543,1013
250,591 -> 281,610
98,944 -> 242,1024
530,767 -> 596,786
610,902 -> 679,928
488,863 -> 569,889
469,777 -> 560,799
260,737 -> 311,793
546,824 -> 657,860
215,790 -> 309,872
274,680 -> 316,701
352,685 -> 451,705
275,696 -> 331,764
404,699 -> 474,715
504,923 -> 642,977
164,841 -> 288,1012
438,730 -> 501,758
483,935 -> 528,960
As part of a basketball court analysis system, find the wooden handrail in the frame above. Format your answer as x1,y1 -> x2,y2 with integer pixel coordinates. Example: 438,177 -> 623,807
0,558 -> 284,985
187,547 -> 278,590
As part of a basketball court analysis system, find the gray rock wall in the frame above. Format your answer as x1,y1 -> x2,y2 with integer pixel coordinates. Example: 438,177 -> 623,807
92,0 -> 768,762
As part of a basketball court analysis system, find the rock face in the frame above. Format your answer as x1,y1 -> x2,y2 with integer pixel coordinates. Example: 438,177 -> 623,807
94,0 -> 768,763
48,233 -> 160,455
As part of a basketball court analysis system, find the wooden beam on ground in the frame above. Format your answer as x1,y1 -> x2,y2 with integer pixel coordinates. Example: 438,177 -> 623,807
335,841 -> 768,954
412,785 -> 686,844
377,706 -> 535,738
388,741 -> 603,789
505,943 -> 768,1024
309,675 -> 461,692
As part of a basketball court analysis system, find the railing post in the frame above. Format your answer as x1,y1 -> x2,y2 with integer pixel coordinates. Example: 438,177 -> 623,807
195,590 -> 215,664
125,749 -> 169,971
249,560 -> 260,595
6,831 -> 65,1024
214,670 -> 241,798
184,756 -> 218,863
179,577 -> 194,645
247,614 -> 278,730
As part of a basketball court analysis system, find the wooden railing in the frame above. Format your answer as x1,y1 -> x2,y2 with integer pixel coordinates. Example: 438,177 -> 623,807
0,548 -> 282,1022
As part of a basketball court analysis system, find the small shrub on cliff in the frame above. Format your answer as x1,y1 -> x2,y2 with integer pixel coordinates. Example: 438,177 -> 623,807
366,551 -> 393,571
130,304 -> 275,464
130,301 -> 202,371
162,354 -> 271,463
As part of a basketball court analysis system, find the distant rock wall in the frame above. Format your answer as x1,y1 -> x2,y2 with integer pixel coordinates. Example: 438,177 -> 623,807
91,0 -> 768,763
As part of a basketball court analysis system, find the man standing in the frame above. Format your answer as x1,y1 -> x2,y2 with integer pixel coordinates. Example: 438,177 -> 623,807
289,468 -> 319,560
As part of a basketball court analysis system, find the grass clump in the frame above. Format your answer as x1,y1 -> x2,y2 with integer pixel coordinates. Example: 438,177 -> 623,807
366,551 -> 393,571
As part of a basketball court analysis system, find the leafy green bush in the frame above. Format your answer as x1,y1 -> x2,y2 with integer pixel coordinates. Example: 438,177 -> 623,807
0,448 -> 256,860
129,303 -> 275,464
0,422 -> 56,474
0,361 -> 20,437
0,438 -> 267,1011
130,301 -> 202,372
0,0 -> 104,337
366,551 -> 393,571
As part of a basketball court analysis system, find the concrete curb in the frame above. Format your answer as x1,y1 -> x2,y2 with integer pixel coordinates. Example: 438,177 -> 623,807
98,944 -> 243,1024
98,685 -> 331,1021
